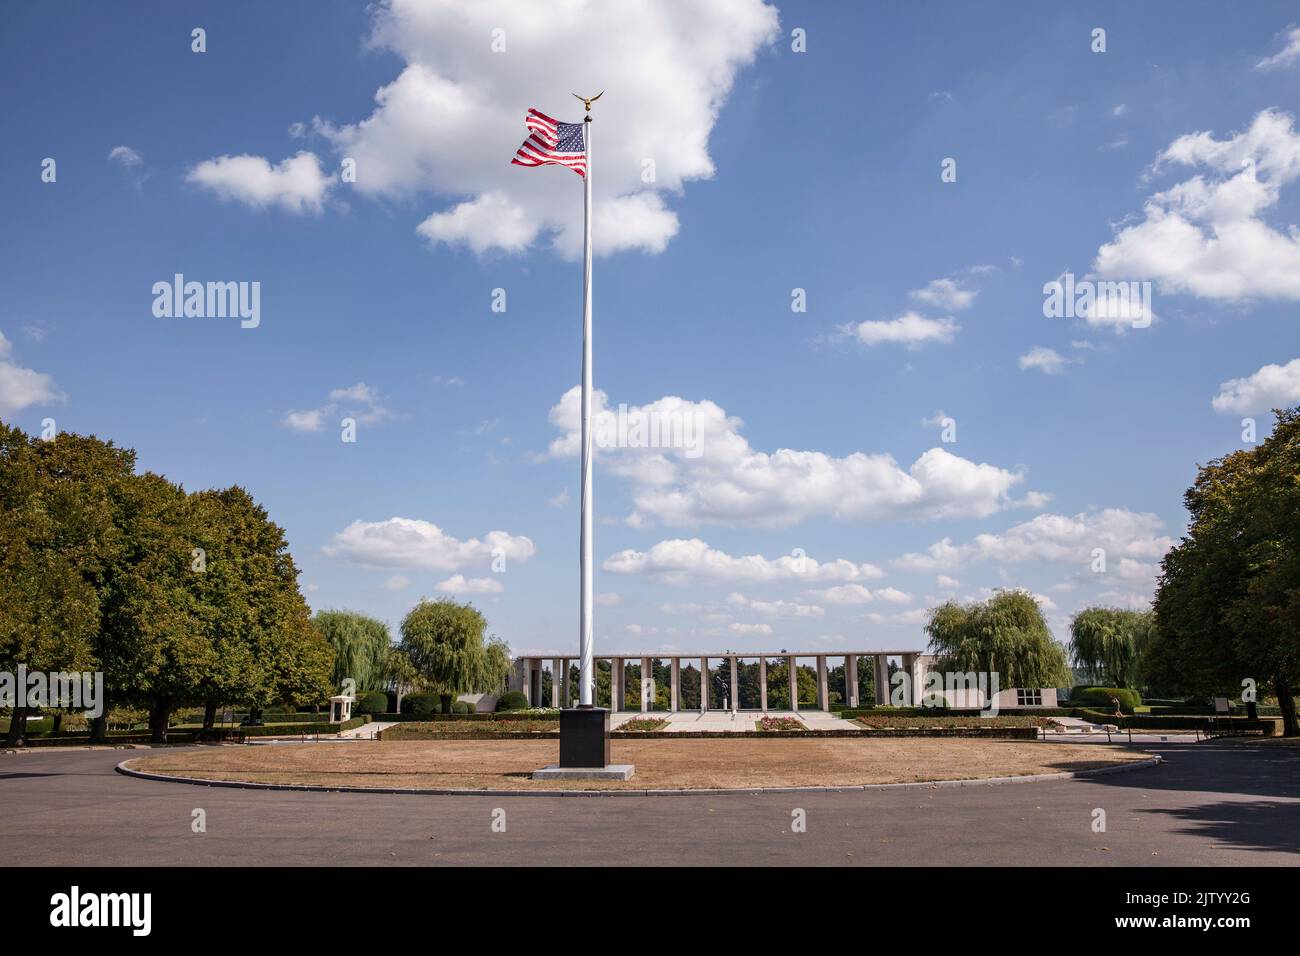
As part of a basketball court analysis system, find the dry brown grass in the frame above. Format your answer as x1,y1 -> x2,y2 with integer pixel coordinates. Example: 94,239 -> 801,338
125,737 -> 1148,791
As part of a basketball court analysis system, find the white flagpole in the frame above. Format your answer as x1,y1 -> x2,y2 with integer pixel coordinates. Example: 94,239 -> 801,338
578,108 -> 595,707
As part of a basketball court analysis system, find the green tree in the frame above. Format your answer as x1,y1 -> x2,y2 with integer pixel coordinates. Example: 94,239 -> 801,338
104,472 -> 217,742
312,610 -> 393,692
1152,408 -> 1300,735
197,487 -> 330,725
382,646 -> 419,713
188,488 -> 262,729
924,590 -> 1071,696
398,600 -> 510,712
1069,607 -> 1157,690
0,425 -> 110,744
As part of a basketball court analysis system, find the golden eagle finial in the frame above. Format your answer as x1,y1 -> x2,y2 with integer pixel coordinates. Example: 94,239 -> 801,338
572,91 -> 604,113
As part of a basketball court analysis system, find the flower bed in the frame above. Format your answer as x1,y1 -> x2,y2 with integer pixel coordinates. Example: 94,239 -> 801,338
757,716 -> 805,732
617,717 -> 670,731
381,719 -> 559,739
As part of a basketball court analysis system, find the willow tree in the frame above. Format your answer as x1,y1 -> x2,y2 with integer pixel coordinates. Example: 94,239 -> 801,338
312,610 -> 393,693
381,645 -> 419,713
398,600 -> 511,712
924,590 -> 1072,695
1069,607 -> 1156,689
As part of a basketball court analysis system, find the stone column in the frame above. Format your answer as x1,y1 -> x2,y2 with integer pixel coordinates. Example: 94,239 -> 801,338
788,656 -> 798,712
552,658 -> 563,708
560,659 -> 571,709
816,655 -> 828,711
611,658 -> 622,712
521,658 -> 533,706
670,658 -> 680,712
700,657 -> 709,712
641,656 -> 652,712
846,654 -> 858,708
759,657 -> 768,712
875,655 -> 890,706
730,657 -> 739,712
900,653 -> 916,707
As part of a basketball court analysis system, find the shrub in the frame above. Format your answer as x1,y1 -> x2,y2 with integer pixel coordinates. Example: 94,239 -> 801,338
356,692 -> 389,714
495,690 -> 529,712
451,700 -> 471,714
1068,686 -> 1141,712
403,692 -> 441,716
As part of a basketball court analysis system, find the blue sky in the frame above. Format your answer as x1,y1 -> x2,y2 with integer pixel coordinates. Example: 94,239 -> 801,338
3,1 -> 1299,659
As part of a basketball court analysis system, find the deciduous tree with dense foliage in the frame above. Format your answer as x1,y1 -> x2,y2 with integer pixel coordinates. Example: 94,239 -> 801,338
103,471 -> 214,743
1152,407 -> 1300,736
0,422 -> 333,744
0,425 -> 112,745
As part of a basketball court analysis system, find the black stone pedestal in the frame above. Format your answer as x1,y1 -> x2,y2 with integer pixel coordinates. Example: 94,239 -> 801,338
559,706 -> 610,768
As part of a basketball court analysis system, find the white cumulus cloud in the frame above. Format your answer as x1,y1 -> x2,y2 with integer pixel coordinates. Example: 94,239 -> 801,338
1018,346 -> 1068,374
1093,109 -> 1300,302
910,277 -> 977,311
0,332 -> 63,417
1255,26 -> 1300,71
726,592 -> 825,618
203,0 -> 779,256
807,584 -> 911,605
187,152 -> 334,214
844,312 -> 959,348
604,539 -> 883,586
1211,358 -> 1300,414
547,388 -> 1036,527
324,517 -> 534,571
892,509 -> 1175,573
434,574 -> 504,595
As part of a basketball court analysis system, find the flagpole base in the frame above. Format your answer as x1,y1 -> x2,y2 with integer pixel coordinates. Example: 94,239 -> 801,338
532,764 -> 634,782
556,706 -> 611,768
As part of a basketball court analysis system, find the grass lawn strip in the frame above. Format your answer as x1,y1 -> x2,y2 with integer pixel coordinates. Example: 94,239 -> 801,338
126,738 -> 1148,792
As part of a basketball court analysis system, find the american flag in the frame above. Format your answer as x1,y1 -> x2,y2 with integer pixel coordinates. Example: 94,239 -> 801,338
511,108 -> 587,178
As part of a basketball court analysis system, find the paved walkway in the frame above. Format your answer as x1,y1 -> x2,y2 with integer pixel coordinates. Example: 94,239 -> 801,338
611,710 -> 854,732
2,741 -> 1295,865
1041,715 -> 1202,745
336,721 -> 396,739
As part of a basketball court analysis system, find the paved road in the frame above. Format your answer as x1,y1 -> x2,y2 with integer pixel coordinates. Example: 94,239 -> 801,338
1,741 -> 1296,866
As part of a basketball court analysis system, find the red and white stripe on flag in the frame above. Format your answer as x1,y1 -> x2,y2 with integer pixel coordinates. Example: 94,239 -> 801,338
511,108 -> 586,178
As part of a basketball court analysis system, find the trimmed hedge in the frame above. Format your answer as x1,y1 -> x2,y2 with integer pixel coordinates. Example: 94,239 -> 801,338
1071,707 -> 1271,731
1067,687 -> 1142,712
356,692 -> 389,715
1142,704 -> 1281,717
835,706 -> 1077,719
451,701 -> 471,714
237,715 -> 370,737
402,692 -> 442,716
495,690 -> 530,712
378,710 -> 559,722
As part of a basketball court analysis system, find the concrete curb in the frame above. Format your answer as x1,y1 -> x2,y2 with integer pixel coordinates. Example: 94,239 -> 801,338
115,754 -> 1162,798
